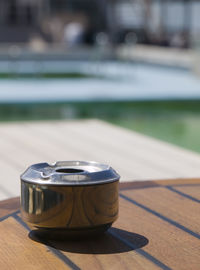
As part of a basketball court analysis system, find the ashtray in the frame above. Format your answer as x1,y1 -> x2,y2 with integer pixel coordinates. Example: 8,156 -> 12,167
20,161 -> 120,239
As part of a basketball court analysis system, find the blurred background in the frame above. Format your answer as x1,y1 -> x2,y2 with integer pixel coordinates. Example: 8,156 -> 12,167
1,0 -> 200,153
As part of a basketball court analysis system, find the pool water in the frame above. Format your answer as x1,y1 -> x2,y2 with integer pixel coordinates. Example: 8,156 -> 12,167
111,113 -> 200,154
0,61 -> 200,153
0,100 -> 200,154
0,61 -> 200,102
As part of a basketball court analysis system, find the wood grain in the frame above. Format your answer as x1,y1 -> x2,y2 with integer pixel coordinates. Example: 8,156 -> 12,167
0,217 -> 71,270
115,194 -> 200,270
0,197 -> 19,219
122,186 -> 200,234
172,185 -> 200,201
0,179 -> 200,270
119,178 -> 200,190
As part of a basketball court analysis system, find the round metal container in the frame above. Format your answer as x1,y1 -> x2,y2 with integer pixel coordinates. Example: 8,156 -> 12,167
20,161 -> 120,239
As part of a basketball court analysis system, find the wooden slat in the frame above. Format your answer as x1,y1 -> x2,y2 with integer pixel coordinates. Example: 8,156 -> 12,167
120,181 -> 160,191
0,180 -> 200,269
154,178 -> 200,186
122,186 -> 200,234
0,205 -> 161,269
172,185 -> 200,201
47,229 -> 161,270
117,195 -> 200,270
0,197 -> 19,218
119,178 -> 200,191
0,217 -> 71,270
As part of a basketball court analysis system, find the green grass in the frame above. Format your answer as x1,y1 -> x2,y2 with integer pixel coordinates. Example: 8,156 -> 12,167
1,100 -> 200,153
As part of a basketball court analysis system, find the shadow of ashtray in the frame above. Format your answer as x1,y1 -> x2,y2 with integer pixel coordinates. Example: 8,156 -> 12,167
29,227 -> 149,255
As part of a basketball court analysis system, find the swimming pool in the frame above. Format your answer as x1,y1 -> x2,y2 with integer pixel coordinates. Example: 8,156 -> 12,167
1,61 -> 200,154
0,61 -> 200,103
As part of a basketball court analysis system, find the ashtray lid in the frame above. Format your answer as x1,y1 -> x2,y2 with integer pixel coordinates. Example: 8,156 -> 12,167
20,161 -> 120,186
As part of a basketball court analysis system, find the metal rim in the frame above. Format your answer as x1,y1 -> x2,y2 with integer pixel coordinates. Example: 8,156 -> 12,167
21,160 -> 120,186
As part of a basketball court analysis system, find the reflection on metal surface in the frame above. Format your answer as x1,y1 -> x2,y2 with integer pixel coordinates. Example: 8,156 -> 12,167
21,183 -> 65,215
21,161 -> 120,235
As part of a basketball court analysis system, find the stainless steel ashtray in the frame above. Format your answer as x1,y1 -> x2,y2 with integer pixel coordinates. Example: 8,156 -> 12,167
20,161 -> 120,239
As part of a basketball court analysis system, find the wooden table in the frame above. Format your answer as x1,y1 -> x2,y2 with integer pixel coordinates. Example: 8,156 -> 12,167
0,179 -> 200,270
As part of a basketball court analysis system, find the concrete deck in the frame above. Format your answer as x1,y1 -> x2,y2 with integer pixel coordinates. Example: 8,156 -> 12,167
1,119 -> 200,200
0,44 -> 193,69
117,45 -> 193,69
